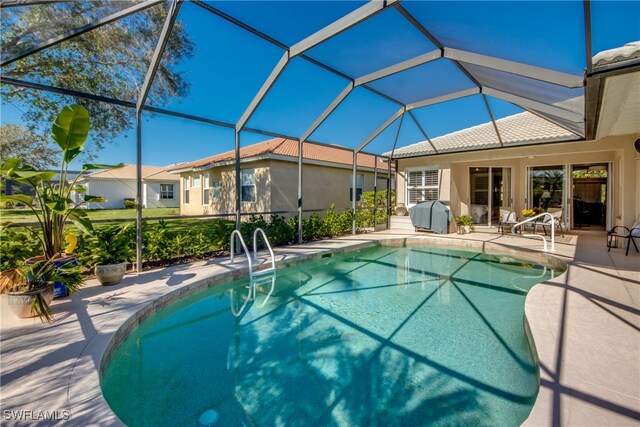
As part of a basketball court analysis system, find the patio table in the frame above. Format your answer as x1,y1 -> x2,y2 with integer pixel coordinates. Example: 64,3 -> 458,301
501,219 -> 520,234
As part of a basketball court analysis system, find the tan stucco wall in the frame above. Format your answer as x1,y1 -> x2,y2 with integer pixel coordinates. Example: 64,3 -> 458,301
396,133 -> 640,228
178,159 -> 379,217
270,160 -> 376,214
179,160 -> 272,216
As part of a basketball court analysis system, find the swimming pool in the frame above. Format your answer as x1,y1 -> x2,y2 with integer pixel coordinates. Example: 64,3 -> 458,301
101,243 -> 563,426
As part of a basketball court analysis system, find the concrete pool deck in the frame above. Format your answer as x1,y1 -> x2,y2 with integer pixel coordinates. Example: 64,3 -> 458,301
0,229 -> 638,426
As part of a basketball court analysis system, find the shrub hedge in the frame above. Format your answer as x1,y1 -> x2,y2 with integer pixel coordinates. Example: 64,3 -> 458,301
1,192 -> 392,272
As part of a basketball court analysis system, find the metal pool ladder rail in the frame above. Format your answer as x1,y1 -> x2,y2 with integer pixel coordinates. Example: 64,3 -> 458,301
230,230 -> 253,273
511,213 -> 555,252
252,228 -> 276,275
230,228 -> 276,277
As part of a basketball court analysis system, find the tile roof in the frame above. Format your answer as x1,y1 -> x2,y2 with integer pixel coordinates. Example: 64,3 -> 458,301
390,112 -> 578,158
169,138 -> 381,172
82,165 -> 178,181
593,41 -> 640,67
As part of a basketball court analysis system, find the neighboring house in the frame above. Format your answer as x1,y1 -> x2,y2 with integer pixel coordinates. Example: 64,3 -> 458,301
169,138 -> 390,216
75,165 -> 180,209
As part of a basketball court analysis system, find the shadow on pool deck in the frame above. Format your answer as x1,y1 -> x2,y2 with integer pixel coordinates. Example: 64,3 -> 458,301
523,233 -> 640,426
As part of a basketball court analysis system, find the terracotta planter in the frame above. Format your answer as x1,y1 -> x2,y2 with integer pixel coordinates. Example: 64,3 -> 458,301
95,262 -> 127,286
6,287 -> 54,319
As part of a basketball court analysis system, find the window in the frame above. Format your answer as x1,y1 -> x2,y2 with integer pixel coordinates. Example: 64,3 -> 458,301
349,174 -> 364,202
407,169 -> 439,204
202,173 -> 210,205
241,169 -> 255,202
213,180 -> 220,200
160,184 -> 174,199
192,174 -> 201,188
183,176 -> 190,204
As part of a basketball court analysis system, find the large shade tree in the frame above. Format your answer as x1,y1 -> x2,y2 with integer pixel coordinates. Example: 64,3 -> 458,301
1,1 -> 193,156
0,124 -> 58,169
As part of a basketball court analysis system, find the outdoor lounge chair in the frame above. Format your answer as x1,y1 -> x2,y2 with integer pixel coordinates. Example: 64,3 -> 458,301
534,209 -> 565,237
498,209 -> 517,234
607,222 -> 640,256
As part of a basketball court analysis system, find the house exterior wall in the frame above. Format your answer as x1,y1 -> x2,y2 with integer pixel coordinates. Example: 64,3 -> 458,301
269,160 -> 376,214
84,179 -> 136,209
80,179 -> 179,209
179,160 -> 272,216
177,159 -> 378,217
144,181 -> 180,208
395,133 -> 640,229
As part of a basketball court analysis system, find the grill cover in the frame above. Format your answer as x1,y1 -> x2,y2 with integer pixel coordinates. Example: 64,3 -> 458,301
408,201 -> 452,234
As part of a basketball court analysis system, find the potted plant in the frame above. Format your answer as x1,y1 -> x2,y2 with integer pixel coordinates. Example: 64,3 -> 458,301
456,215 -> 475,234
0,104 -> 123,299
2,258 -> 82,322
521,207 -> 542,219
89,224 -> 134,285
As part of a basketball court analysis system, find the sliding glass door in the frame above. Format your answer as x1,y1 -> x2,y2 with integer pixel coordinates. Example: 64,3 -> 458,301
571,164 -> 609,231
528,166 -> 565,211
491,167 -> 513,224
469,167 -> 513,226
470,168 -> 489,225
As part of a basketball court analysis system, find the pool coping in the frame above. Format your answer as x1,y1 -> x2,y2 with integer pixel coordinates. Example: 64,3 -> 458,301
96,235 -> 566,425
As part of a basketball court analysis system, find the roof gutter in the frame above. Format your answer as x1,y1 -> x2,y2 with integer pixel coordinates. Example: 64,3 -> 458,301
391,135 -> 585,161
170,153 -> 382,174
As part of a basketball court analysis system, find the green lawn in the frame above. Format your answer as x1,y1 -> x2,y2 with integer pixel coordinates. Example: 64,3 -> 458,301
0,207 -> 180,224
2,210 -> 233,242
1,206 -> 233,241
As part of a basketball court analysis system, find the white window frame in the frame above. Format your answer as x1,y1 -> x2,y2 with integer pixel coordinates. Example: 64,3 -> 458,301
183,176 -> 190,204
192,174 -> 201,188
406,167 -> 439,207
160,183 -> 174,200
202,173 -> 210,205
241,169 -> 256,203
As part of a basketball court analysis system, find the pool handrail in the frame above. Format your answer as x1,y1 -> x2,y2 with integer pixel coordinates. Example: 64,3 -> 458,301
252,227 -> 276,275
230,230 -> 253,273
511,213 -> 555,252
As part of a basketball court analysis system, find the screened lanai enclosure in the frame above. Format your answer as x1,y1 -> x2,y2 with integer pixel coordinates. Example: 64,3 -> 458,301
1,0 -> 636,270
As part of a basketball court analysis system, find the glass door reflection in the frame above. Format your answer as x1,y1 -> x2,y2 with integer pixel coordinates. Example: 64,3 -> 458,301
469,167 -> 489,226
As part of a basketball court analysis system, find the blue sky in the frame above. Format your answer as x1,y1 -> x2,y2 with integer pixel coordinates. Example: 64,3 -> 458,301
1,0 -> 639,168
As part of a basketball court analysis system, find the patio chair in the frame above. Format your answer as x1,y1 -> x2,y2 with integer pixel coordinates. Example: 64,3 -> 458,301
497,209 -> 517,234
607,222 -> 640,256
534,209 -> 565,237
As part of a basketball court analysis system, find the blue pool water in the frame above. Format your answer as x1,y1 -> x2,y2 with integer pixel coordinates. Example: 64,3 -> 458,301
101,244 -> 562,426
